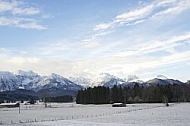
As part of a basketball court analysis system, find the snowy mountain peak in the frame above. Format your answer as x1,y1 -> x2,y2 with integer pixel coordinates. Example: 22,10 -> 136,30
91,73 -> 126,87
0,71 -> 21,91
156,75 -> 168,80
51,73 -> 62,78
126,75 -> 144,84
0,71 -> 82,92
69,76 -> 91,88
0,71 -> 15,76
95,73 -> 118,82
0,70 -> 188,92
147,77 -> 184,86
50,73 -> 71,83
14,70 -> 39,77
127,75 -> 139,82
51,73 -> 63,79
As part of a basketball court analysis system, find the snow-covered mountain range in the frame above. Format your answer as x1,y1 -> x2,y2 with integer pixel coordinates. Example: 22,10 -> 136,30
92,73 -> 126,88
0,70 -> 188,92
0,70 -> 82,92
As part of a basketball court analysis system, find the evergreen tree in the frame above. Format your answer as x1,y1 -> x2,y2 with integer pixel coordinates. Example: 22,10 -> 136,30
29,97 -> 35,104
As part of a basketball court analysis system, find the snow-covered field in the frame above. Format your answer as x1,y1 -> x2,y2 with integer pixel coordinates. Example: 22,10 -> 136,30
0,103 -> 190,126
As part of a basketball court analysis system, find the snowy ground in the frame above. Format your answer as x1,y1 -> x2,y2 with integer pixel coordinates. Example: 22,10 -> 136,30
0,103 -> 190,126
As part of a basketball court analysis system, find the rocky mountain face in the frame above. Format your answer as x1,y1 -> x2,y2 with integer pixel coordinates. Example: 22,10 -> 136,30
72,73 -> 186,88
0,71 -> 21,91
91,73 -> 127,88
0,70 -> 188,93
0,70 -> 82,92
69,76 -> 91,88
36,73 -> 82,91
146,78 -> 185,86
15,70 -> 41,90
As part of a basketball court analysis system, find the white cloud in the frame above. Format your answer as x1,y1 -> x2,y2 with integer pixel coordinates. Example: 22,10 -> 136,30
93,0 -> 190,32
2,32 -> 188,79
0,17 -> 46,30
0,0 -> 40,15
12,7 -> 40,15
115,4 -> 154,23
0,48 -> 189,80
0,0 -> 47,30
93,3 -> 154,31
0,0 -> 19,12
114,50 -> 138,57
38,39 -> 118,60
155,0 -> 177,6
139,32 -> 190,53
114,32 -> 190,57
161,51 -> 190,65
153,0 -> 190,18
0,0 -> 189,81
0,47 -> 29,59
0,57 -> 44,74
38,41 -> 79,59
0,17 -> 16,25
94,22 -> 113,31
155,6 -> 180,16
17,21 -> 46,30
0,48 -> 11,58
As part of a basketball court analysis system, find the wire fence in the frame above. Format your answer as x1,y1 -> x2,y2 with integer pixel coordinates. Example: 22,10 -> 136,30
0,104 -> 167,125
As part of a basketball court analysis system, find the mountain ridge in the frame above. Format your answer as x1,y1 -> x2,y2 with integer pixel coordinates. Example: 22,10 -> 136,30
0,70 -> 83,92
0,70 -> 188,93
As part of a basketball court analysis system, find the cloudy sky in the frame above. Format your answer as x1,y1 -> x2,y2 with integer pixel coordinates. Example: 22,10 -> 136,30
0,0 -> 190,81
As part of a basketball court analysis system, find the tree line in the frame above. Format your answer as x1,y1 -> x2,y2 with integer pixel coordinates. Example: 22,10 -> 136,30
76,83 -> 190,104
44,95 -> 73,103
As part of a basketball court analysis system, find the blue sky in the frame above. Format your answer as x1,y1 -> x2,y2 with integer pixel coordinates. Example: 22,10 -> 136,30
0,0 -> 190,81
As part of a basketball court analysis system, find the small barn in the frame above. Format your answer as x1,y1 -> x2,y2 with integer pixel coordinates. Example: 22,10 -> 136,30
0,103 -> 20,108
112,103 -> 126,107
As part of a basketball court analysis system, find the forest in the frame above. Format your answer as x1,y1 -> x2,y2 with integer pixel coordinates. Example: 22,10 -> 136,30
76,83 -> 190,104
43,95 -> 73,103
